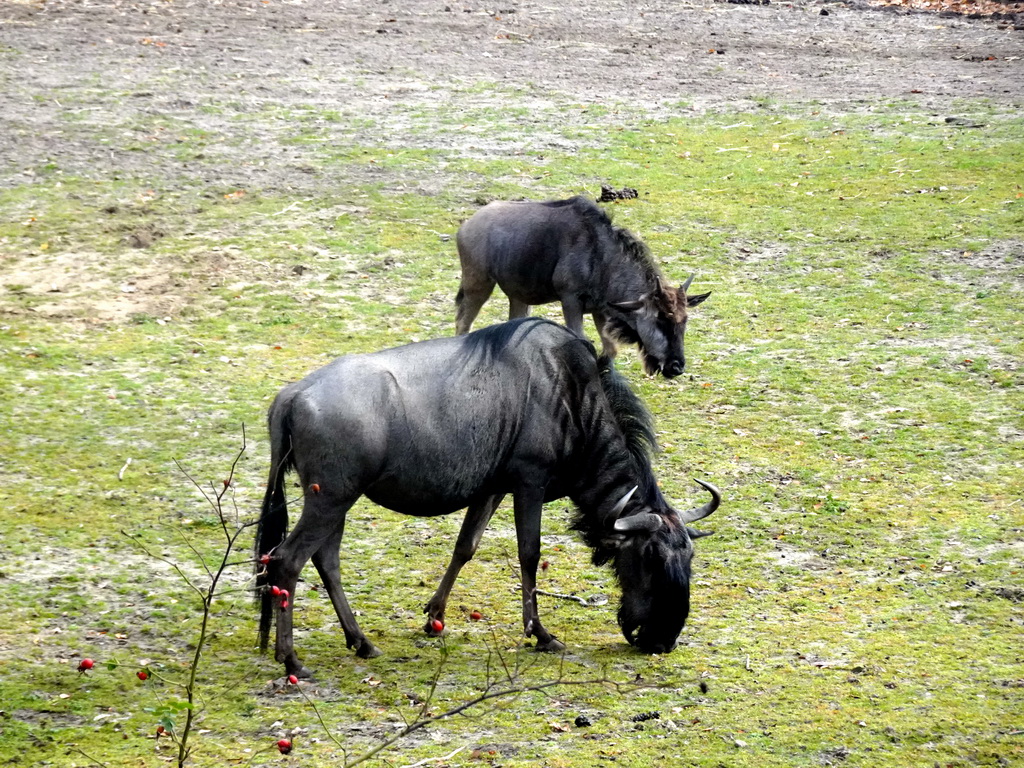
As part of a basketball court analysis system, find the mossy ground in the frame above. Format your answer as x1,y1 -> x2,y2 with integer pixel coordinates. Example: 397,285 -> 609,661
1,53 -> 1022,768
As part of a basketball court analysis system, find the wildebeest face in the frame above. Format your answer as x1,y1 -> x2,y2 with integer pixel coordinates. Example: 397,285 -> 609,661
605,480 -> 719,653
613,521 -> 694,653
607,280 -> 710,379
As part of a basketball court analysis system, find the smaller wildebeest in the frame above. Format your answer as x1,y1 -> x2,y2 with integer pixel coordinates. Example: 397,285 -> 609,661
256,318 -> 720,678
454,196 -> 711,378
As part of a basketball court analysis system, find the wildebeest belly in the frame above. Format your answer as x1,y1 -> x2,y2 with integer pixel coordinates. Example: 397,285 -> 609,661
483,228 -> 566,305
362,456 -> 507,517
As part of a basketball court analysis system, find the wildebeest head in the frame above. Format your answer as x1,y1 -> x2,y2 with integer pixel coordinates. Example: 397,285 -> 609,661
603,480 -> 720,654
606,275 -> 711,379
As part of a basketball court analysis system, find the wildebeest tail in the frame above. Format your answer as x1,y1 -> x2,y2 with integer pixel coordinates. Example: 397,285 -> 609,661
255,393 -> 296,651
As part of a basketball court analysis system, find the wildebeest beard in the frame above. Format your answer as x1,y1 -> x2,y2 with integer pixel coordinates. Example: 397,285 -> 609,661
603,314 -> 674,377
612,525 -> 693,653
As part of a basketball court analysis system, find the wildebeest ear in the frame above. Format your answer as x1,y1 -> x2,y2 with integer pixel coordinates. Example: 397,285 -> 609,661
609,297 -> 646,312
686,290 -> 711,307
687,527 -> 714,539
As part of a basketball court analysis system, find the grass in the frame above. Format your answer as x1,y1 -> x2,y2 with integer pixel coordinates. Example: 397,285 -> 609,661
0,78 -> 1022,768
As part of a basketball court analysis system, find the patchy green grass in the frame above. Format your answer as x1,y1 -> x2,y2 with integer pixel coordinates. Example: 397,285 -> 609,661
1,92 -> 1022,768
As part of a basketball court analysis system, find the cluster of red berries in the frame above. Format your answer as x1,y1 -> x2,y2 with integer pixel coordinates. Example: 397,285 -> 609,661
77,657 -> 149,681
281,673 -> 300,754
270,585 -> 290,609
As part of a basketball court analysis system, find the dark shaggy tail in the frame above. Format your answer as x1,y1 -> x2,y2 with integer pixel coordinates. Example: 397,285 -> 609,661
255,397 -> 295,651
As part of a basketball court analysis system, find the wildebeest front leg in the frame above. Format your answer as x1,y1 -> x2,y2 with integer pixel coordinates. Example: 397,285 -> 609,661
513,486 -> 565,652
592,311 -> 619,358
559,296 -> 587,339
507,297 -> 530,321
312,524 -> 381,660
424,494 -> 504,635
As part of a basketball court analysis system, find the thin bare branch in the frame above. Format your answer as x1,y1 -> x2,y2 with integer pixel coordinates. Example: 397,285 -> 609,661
70,747 -> 108,768
121,530 -> 205,601
174,527 -> 213,580
534,588 -> 589,605
174,457 -> 217,512
400,745 -> 468,768
294,685 -> 347,749
341,675 -> 649,768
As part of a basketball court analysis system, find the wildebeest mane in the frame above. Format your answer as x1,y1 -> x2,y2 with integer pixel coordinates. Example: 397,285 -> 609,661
547,196 -> 662,286
571,357 -> 660,564
596,356 -> 659,500
568,354 -> 659,557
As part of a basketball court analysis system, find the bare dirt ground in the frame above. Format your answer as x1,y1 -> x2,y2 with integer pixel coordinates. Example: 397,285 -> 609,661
1,0 -> 1022,194
0,0 -> 1022,324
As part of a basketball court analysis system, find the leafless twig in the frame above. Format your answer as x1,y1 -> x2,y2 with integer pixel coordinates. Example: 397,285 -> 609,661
399,745 -> 468,768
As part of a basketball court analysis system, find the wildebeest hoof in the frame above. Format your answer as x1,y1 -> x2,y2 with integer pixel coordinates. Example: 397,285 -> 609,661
285,663 -> 314,680
356,640 -> 383,659
535,637 -> 566,653
423,618 -> 445,637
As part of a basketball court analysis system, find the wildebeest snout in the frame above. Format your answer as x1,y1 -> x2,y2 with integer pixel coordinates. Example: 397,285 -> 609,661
664,359 -> 685,378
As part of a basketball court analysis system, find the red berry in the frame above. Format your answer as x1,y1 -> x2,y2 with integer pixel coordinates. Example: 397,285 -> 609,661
277,739 -> 293,754
222,479 -> 231,488
77,658 -> 94,672
469,611 -> 483,621
259,554 -> 271,565
281,589 -> 289,599
430,619 -> 444,633
271,585 -> 282,597
288,674 -> 298,685
137,671 -> 148,681
281,600 -> 289,609
541,560 -> 550,571
310,483 -> 320,494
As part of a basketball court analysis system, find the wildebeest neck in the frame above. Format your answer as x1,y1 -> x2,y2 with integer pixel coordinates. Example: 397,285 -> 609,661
569,358 -> 660,544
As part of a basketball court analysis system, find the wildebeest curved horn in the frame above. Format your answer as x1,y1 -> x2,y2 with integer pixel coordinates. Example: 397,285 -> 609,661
681,273 -> 695,293
614,512 -> 664,533
609,297 -> 646,312
675,479 -> 721,524
609,484 -> 639,517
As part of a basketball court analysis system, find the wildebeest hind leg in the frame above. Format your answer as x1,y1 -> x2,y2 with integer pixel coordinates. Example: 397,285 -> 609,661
424,494 -> 504,634
271,492 -> 359,675
312,523 -> 382,659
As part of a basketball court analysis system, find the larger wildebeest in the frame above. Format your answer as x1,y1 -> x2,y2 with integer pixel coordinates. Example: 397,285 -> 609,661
256,318 -> 720,678
454,196 -> 711,378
